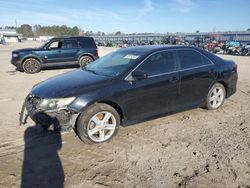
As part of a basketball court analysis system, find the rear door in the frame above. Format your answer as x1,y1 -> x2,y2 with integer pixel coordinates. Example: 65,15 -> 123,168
62,39 -> 79,62
177,49 -> 217,107
122,50 -> 180,121
78,38 -> 98,57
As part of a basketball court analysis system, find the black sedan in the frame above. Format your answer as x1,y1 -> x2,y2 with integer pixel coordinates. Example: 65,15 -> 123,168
20,46 -> 238,144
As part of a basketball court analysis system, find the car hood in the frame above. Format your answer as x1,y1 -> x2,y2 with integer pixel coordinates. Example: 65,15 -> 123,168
31,69 -> 113,98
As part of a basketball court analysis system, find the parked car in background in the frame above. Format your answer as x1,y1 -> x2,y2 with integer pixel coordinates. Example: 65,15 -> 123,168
205,42 -> 221,53
20,46 -> 238,144
242,45 -> 250,55
11,36 -> 99,73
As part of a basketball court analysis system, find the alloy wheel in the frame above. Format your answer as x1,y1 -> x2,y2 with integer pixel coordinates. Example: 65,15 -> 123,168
80,56 -> 93,67
209,87 -> 224,109
23,59 -> 40,73
87,111 -> 117,142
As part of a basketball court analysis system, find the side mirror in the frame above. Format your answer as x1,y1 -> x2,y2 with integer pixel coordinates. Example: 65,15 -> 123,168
45,45 -> 51,50
131,70 -> 148,81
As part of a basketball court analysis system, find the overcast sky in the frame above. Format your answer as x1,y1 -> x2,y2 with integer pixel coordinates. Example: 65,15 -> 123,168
0,0 -> 250,33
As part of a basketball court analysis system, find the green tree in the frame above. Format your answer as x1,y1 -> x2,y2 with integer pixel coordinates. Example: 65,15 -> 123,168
5,26 -> 17,30
115,31 -> 122,35
85,30 -> 94,36
17,24 -> 34,37
71,26 -> 80,36
33,25 -> 80,36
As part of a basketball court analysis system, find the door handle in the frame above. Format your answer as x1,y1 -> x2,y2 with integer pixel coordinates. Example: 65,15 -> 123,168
209,69 -> 215,75
170,76 -> 179,83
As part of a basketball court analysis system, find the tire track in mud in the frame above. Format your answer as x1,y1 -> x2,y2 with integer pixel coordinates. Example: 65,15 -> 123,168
61,119 -> 183,187
0,142 -> 24,157
99,103 -> 250,187
0,126 -> 65,157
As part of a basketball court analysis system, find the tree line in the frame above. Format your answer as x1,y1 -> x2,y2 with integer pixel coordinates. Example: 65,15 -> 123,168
15,24 -> 80,37
2,24 -> 153,38
8,24 -> 107,38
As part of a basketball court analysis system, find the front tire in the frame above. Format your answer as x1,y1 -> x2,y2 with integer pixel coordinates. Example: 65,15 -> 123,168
79,56 -> 94,68
76,103 -> 120,144
22,58 -> 41,73
206,83 -> 226,110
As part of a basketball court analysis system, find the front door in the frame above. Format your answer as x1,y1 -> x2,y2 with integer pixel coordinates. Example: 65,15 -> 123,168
42,40 -> 65,64
122,50 -> 180,121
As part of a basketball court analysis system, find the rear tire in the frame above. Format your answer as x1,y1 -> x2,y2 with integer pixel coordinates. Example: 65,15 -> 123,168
79,56 -> 94,68
206,83 -> 226,110
22,58 -> 41,73
76,103 -> 120,144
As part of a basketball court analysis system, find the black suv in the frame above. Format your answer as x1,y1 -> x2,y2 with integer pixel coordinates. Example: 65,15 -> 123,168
11,36 -> 99,73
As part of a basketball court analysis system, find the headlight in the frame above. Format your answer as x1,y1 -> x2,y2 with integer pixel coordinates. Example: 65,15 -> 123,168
12,53 -> 19,57
39,97 -> 76,110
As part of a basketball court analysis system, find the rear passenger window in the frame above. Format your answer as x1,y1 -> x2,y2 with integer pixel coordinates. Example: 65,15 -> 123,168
63,40 -> 78,48
79,38 -> 96,48
178,50 -> 206,69
138,51 -> 176,76
202,55 -> 213,65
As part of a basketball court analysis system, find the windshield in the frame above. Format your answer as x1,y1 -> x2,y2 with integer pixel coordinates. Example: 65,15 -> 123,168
84,50 -> 141,77
38,40 -> 49,49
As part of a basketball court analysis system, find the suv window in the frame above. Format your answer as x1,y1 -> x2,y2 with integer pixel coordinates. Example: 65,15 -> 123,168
63,39 -> 78,48
78,38 -> 96,48
178,50 -> 210,69
48,41 -> 63,49
138,51 -> 176,76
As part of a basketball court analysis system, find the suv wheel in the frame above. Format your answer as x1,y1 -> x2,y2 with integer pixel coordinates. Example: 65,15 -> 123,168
22,58 -> 41,73
206,83 -> 226,110
76,103 -> 120,144
79,56 -> 93,68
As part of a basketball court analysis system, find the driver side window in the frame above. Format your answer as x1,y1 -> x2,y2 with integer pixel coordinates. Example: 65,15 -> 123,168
48,41 -> 63,49
138,51 -> 176,76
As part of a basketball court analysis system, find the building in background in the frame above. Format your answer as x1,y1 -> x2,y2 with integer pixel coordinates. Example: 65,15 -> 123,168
0,29 -> 22,43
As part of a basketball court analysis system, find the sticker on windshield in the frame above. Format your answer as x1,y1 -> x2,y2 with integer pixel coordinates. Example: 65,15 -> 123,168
124,54 -> 140,60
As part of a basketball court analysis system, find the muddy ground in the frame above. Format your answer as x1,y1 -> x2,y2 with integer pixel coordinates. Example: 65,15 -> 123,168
0,41 -> 249,188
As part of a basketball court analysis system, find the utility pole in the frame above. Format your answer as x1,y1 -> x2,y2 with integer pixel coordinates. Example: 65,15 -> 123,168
15,19 -> 17,29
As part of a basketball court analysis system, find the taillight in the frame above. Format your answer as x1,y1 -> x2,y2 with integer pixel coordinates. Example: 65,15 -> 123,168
96,48 -> 99,57
233,64 -> 238,72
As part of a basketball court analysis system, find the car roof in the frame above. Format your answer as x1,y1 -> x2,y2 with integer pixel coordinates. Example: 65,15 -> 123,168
51,36 -> 93,40
119,45 -> 201,54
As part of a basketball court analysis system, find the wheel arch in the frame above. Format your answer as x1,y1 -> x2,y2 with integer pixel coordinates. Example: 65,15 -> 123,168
73,99 -> 125,130
21,56 -> 42,66
216,80 -> 228,98
97,100 -> 124,122
78,53 -> 95,61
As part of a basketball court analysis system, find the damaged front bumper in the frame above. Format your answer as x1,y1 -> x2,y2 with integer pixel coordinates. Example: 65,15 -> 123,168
19,95 -> 79,131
